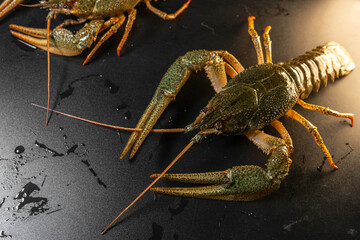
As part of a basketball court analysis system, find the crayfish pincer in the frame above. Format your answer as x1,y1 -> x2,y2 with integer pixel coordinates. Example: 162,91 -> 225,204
0,0 -> 191,64
98,16 -> 356,233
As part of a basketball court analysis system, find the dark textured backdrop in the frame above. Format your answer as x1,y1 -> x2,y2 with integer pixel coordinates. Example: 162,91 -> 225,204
0,0 -> 360,239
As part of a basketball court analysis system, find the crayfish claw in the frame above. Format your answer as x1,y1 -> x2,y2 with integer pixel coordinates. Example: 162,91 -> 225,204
10,25 -> 82,56
150,130 -> 293,201
0,0 -> 24,19
150,164 -> 287,201
10,20 -> 104,56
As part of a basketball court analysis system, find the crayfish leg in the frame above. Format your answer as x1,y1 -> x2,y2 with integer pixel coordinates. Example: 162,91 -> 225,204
263,25 -> 272,63
270,120 -> 294,154
117,8 -> 137,56
144,0 -> 191,20
248,16 -> 265,64
285,109 -> 338,169
56,18 -> 87,29
83,15 -> 126,65
212,50 -> 244,73
297,99 -> 354,126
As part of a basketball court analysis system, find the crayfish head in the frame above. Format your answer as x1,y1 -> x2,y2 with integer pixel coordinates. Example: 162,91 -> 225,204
188,83 -> 259,137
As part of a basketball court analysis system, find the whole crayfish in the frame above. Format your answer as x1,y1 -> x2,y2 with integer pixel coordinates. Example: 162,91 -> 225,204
32,16 -> 355,234
117,16 -> 355,203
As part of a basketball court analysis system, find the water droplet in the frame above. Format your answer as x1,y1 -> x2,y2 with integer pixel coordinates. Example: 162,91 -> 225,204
168,198 -> 188,217
104,79 -> 119,94
116,102 -> 128,111
124,111 -> 132,120
14,146 -> 25,154
149,222 -> 163,240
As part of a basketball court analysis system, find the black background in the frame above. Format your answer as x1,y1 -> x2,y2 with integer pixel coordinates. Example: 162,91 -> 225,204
0,0 -> 360,239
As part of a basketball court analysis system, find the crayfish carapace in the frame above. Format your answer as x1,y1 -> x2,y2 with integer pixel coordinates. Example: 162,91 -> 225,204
0,0 -> 191,64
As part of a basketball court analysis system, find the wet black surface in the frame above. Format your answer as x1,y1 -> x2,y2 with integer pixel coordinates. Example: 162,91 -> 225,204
1,0 -> 360,239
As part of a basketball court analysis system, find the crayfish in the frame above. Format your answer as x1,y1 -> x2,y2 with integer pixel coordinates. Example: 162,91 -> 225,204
0,0 -> 190,125
32,16 -> 355,234
0,0 -> 191,64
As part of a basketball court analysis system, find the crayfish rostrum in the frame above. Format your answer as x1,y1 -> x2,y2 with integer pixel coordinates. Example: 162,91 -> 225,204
0,0 -> 191,64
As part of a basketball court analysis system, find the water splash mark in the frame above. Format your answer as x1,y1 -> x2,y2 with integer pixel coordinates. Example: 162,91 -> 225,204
81,159 -> 90,167
0,198 -> 5,208
149,222 -> 163,240
173,233 -> 179,240
283,215 -> 309,232
81,160 -> 107,188
168,198 -> 188,218
0,231 -> 12,238
317,155 -> 333,172
66,144 -> 78,155
35,141 -> 64,157
41,175 -> 47,187
242,2 -> 290,17
14,182 -> 49,216
240,210 -> 256,218
273,4 -> 289,16
339,143 -> 354,161
59,74 -> 100,100
46,207 -> 62,215
117,130 -> 124,144
97,179 -> 107,188
318,143 -> 354,171
200,21 -> 215,34
59,84 -> 74,99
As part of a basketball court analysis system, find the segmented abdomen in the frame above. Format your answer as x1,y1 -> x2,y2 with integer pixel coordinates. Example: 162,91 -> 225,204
281,41 -> 355,99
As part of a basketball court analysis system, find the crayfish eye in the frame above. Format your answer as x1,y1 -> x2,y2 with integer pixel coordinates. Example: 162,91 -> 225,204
214,121 -> 223,131
202,106 -> 209,113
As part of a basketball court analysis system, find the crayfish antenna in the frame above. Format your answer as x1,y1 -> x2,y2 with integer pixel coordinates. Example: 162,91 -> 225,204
45,18 -> 51,126
101,141 -> 194,235
31,103 -> 185,133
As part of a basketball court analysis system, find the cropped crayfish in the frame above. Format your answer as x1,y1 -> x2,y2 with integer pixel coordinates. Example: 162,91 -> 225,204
0,0 -> 190,125
32,16 -> 355,234
0,0 -> 191,64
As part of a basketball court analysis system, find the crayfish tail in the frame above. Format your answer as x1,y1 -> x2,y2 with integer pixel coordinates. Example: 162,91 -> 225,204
282,41 -> 355,99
